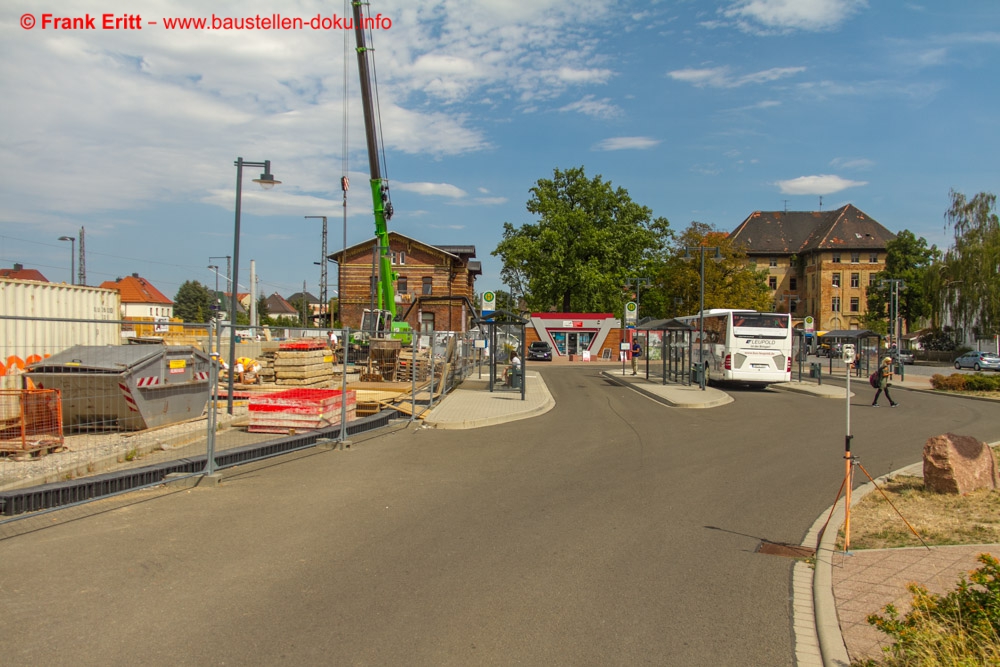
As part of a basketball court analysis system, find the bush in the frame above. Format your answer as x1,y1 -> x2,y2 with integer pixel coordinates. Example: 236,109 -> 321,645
856,553 -> 1000,666
931,373 -> 967,391
964,373 -> 1000,392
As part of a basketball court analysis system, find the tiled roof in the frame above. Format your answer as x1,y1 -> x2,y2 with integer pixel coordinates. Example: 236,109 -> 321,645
287,291 -> 320,304
730,204 -> 896,255
265,292 -> 298,316
0,267 -> 49,282
99,274 -> 173,305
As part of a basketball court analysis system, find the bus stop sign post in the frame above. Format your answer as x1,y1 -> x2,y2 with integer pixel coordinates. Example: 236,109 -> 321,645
841,343 -> 856,554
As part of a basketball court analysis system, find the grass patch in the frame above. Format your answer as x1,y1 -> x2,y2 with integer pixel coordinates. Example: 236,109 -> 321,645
837,445 -> 1000,551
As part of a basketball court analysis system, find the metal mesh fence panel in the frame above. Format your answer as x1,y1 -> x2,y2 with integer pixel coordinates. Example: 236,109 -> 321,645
1,316 -> 480,518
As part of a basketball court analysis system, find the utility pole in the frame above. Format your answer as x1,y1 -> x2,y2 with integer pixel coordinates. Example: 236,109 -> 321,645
305,216 -> 329,326
78,226 -> 86,286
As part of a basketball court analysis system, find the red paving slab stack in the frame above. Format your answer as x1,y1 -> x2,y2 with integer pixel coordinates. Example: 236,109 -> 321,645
248,388 -> 356,434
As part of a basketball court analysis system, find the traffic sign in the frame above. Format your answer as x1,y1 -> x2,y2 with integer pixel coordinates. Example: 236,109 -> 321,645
482,291 -> 495,316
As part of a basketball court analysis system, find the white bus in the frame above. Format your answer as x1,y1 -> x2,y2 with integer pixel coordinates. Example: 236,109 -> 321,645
677,309 -> 792,386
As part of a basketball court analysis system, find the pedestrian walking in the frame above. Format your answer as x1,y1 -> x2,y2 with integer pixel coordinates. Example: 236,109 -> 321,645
872,356 -> 898,407
631,339 -> 642,375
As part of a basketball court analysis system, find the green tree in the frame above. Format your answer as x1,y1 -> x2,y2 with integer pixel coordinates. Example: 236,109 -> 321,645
643,222 -> 770,317
942,190 -> 1000,338
492,167 -> 672,313
862,230 -> 939,333
257,295 -> 272,326
173,281 -> 214,323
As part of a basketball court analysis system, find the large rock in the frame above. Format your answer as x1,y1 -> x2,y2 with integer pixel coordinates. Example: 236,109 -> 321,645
922,433 -> 999,495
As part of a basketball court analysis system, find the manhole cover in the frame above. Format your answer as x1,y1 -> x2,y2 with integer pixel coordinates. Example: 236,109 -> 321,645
756,541 -> 815,558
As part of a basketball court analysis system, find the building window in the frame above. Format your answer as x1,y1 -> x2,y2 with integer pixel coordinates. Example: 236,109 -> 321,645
850,297 -> 860,312
789,300 -> 797,313
768,276 -> 777,289
832,253 -> 841,263
420,311 -> 434,333
851,252 -> 860,263
851,272 -> 860,288
870,252 -> 878,263
869,274 -> 876,287
832,273 -> 841,288
790,277 -> 797,290
832,296 -> 841,312
769,256 -> 777,267
398,276 -> 407,293
391,251 -> 406,265
422,276 -> 433,295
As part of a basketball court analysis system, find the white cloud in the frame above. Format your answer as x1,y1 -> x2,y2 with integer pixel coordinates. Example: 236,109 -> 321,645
829,157 -> 875,170
395,182 -> 468,198
775,175 -> 867,195
594,137 -> 661,151
668,66 -> 805,88
723,0 -> 868,34
559,95 -> 621,119
0,0 -> 618,229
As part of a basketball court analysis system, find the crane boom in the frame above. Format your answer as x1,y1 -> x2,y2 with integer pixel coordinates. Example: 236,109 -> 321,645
352,1 -> 405,338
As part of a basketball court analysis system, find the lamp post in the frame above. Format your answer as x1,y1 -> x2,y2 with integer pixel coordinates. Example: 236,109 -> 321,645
227,158 -> 280,414
58,236 -> 75,285
209,256 -> 231,302
681,246 -> 722,390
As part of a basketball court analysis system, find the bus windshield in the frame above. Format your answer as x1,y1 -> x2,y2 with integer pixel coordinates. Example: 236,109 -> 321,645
732,313 -> 789,337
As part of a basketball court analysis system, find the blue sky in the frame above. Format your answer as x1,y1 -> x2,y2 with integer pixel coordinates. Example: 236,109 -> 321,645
2,0 -> 998,308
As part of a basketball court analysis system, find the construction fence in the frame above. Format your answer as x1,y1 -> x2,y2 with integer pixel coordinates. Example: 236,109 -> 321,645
0,315 -> 483,518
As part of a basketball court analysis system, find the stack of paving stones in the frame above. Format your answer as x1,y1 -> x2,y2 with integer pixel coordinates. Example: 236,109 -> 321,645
257,342 -> 279,383
273,340 -> 335,387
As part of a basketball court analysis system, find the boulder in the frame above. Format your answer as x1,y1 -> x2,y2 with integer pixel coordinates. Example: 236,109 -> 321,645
922,433 -> 999,495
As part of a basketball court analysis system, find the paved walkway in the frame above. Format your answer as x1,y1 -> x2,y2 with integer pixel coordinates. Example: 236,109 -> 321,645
424,365 -> 998,667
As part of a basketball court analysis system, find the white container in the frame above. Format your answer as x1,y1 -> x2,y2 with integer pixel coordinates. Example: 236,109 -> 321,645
0,279 -> 121,375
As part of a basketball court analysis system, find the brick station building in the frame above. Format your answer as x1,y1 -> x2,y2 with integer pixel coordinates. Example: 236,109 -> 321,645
331,232 -> 480,333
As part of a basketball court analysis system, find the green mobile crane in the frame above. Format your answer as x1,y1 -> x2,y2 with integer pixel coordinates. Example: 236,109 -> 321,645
352,1 -> 411,343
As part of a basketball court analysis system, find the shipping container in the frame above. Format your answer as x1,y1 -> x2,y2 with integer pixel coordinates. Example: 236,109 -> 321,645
0,279 -> 121,383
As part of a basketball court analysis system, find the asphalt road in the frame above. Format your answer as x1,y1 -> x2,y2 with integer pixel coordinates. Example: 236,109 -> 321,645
2,366 -> 998,666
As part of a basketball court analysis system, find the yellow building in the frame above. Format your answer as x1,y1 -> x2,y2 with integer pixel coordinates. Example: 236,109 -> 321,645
730,204 -> 896,331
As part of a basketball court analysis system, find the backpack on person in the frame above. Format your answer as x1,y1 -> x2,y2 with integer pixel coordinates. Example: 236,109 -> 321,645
869,369 -> 880,389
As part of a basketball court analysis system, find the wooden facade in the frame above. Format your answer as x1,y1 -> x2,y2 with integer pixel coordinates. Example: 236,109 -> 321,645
331,233 -> 480,333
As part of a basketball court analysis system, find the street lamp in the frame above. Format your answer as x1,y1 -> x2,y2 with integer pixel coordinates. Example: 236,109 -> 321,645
681,245 -> 723,390
228,158 -> 280,414
58,236 -> 75,285
209,255 -> 231,300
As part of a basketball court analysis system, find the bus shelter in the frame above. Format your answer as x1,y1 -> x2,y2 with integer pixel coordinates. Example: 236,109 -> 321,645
472,309 -> 527,399
634,318 -> 696,385
818,329 -> 882,378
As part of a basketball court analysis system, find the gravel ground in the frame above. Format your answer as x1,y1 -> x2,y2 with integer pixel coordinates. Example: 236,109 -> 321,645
0,406 -> 257,491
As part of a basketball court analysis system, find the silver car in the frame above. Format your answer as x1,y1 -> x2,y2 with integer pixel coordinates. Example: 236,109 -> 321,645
896,350 -> 914,365
953,350 -> 1000,372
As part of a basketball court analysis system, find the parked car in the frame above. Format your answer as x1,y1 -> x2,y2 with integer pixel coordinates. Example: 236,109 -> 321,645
527,341 -> 553,361
953,350 -> 1000,372
896,350 -> 914,365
